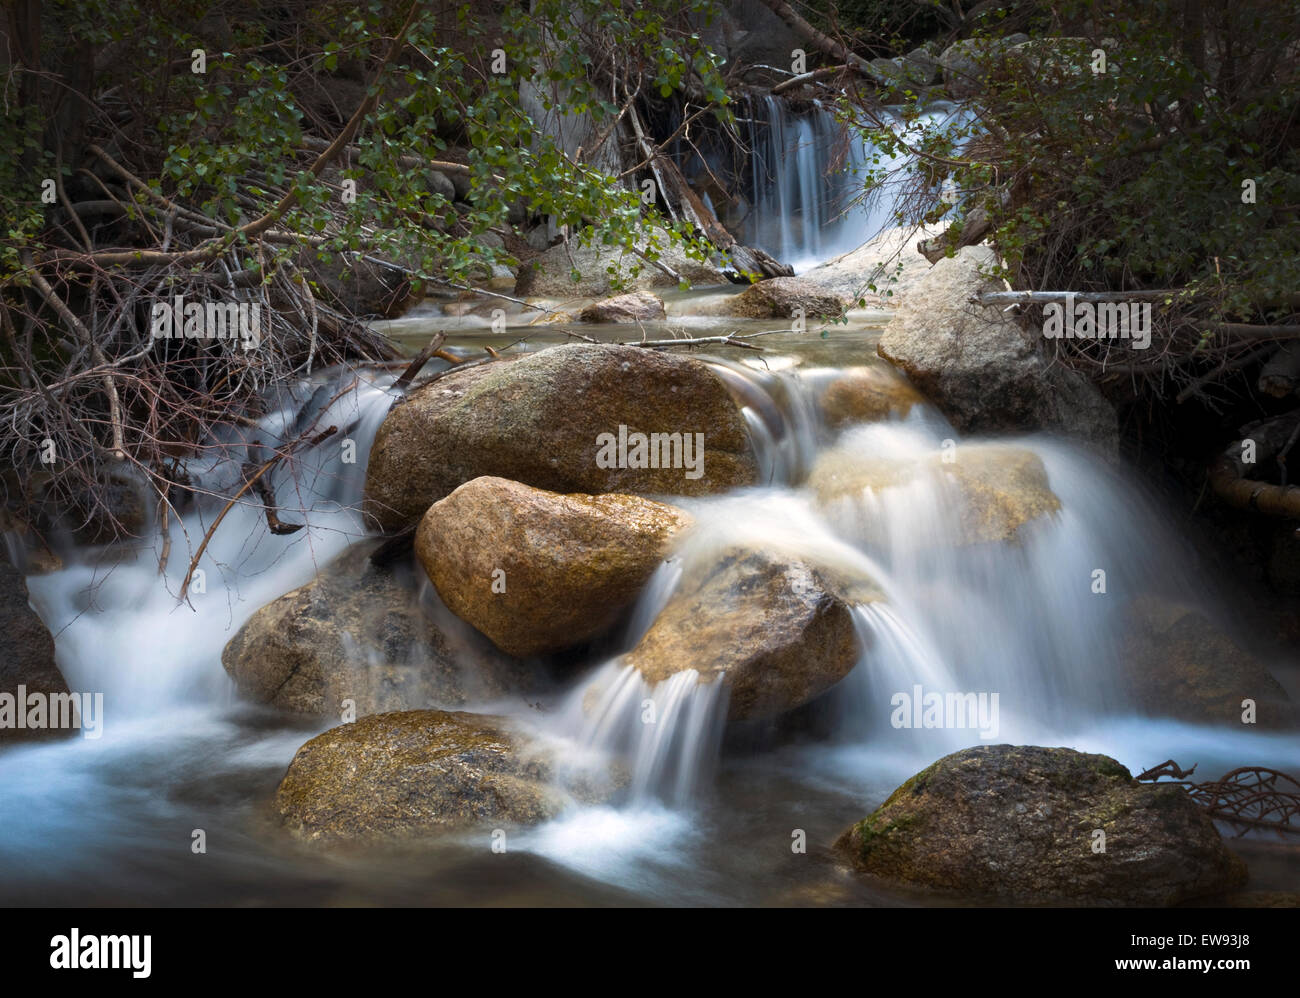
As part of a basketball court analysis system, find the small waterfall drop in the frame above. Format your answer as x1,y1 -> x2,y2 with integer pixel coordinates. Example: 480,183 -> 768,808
740,97 -> 964,271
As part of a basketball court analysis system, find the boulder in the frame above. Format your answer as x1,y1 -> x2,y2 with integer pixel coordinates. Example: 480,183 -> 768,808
579,291 -> 667,323
937,33 -> 1029,98
718,276 -> 846,319
363,343 -> 759,530
514,231 -> 723,298
817,366 -> 927,429
810,442 -> 1062,545
221,542 -> 521,717
424,169 -> 456,203
416,477 -> 691,657
275,710 -> 617,843
877,245 -> 1118,455
1122,596 -> 1295,728
834,744 -> 1248,905
0,559 -> 71,744
797,226 -> 939,308
624,548 -> 873,721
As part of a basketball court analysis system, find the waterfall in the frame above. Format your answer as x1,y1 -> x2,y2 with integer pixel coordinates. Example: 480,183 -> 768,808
24,365 -> 400,713
5,346 -> 1296,905
740,96 -> 967,272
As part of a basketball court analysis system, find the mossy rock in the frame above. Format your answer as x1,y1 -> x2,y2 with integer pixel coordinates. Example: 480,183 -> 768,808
834,744 -> 1247,906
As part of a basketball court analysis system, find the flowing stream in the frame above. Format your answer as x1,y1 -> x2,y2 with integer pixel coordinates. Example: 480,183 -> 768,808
4,317 -> 1298,906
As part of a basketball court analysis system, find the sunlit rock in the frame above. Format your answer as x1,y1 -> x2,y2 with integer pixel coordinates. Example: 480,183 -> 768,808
579,291 -> 666,323
275,710 -> 621,844
717,276 -> 846,319
363,343 -> 758,530
415,476 -> 691,658
877,245 -> 1118,454
810,442 -> 1061,545
817,366 -> 927,429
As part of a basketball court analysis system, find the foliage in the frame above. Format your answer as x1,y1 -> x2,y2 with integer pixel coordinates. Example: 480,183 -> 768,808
849,0 -> 1300,398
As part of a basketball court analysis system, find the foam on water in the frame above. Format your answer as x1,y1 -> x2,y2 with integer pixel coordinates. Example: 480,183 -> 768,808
3,351 -> 1297,903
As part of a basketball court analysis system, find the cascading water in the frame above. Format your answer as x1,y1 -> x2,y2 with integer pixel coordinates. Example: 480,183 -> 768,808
3,341 -> 1297,906
740,97 -> 966,272
542,357 -> 1300,832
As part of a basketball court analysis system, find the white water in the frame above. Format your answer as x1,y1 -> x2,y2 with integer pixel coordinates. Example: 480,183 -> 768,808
3,348 -> 1298,904
740,97 -> 967,272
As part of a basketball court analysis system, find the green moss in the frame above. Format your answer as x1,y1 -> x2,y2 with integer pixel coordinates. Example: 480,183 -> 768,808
1094,757 -> 1131,780
853,809 -> 919,863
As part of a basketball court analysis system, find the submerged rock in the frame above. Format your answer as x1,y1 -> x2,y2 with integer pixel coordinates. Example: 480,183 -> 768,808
877,245 -> 1118,454
0,558 -> 71,744
718,276 -> 846,319
275,710 -> 614,843
221,542 -> 521,717
363,343 -> 759,530
624,547 -> 873,721
1122,596 -> 1294,728
834,744 -> 1248,905
817,366 -> 927,429
416,477 -> 691,657
579,291 -> 666,323
809,442 -> 1062,545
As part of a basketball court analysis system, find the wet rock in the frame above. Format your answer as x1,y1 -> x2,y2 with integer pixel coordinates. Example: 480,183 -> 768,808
221,542 -> 521,717
33,466 -> 151,544
0,558 -> 71,744
718,276 -> 846,319
1122,596 -> 1295,728
514,231 -> 723,298
363,343 -> 759,530
809,442 -> 1062,545
877,245 -> 1118,454
625,547 -> 872,721
275,710 -> 617,843
579,291 -> 667,323
818,366 -> 927,429
834,744 -> 1248,905
416,477 -> 691,657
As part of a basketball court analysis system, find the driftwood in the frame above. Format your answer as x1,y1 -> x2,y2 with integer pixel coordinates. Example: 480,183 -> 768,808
625,97 -> 791,281
1138,760 -> 1300,837
1208,411 -> 1300,517
1259,343 -> 1300,398
919,204 -> 992,263
771,64 -> 865,96
757,0 -> 874,76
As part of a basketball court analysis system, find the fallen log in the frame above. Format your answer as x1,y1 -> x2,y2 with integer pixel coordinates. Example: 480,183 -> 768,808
626,99 -> 792,281
1208,411 -> 1300,518
918,204 -> 992,263
1259,343 -> 1300,397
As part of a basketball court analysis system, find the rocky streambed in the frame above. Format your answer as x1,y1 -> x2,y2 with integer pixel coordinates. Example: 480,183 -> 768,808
4,244 -> 1298,908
